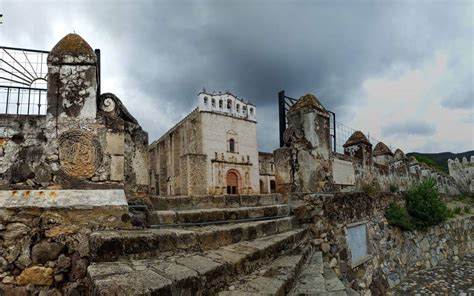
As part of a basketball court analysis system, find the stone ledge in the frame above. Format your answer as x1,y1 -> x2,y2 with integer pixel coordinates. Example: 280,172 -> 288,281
0,189 -> 128,209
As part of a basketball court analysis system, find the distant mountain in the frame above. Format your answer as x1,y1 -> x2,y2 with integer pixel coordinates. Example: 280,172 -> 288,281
406,151 -> 474,173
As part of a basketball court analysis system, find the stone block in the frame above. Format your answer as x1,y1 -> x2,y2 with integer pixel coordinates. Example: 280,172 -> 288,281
110,155 -> 124,181
106,133 -> 125,155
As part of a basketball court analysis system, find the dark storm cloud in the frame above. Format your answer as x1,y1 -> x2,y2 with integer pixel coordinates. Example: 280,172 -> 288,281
382,120 -> 436,137
2,0 -> 472,151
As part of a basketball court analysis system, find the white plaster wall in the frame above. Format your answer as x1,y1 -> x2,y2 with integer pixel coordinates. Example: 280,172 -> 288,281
200,111 -> 259,194
198,92 -> 256,121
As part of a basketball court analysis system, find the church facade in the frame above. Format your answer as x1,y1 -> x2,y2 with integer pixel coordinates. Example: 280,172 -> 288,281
149,91 -> 260,196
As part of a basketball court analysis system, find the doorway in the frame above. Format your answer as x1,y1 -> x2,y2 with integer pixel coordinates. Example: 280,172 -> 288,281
226,171 -> 239,194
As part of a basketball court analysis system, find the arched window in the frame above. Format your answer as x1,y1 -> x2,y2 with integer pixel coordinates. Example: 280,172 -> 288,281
229,138 -> 235,152
219,100 -> 223,108
204,96 -> 208,104
250,108 -> 254,115
211,99 -> 216,107
227,99 -> 232,109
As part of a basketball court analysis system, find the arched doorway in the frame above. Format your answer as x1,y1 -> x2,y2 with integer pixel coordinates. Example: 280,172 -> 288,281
226,171 -> 239,194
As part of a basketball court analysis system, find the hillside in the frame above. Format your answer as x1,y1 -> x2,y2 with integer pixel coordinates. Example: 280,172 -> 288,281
406,150 -> 474,173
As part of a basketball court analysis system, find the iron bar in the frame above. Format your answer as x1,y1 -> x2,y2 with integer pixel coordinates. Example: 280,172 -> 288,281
2,50 -> 36,80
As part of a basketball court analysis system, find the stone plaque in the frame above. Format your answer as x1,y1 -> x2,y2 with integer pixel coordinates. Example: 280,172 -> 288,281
347,222 -> 369,265
333,158 -> 355,185
59,130 -> 102,178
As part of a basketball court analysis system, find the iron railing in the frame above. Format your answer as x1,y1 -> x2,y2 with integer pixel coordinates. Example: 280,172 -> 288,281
0,46 -> 49,115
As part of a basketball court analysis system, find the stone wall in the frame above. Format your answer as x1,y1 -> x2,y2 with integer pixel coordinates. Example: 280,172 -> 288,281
0,34 -> 149,200
0,190 -> 130,295
0,115 -> 48,188
448,156 -> 474,193
273,93 -> 461,196
290,192 -> 473,295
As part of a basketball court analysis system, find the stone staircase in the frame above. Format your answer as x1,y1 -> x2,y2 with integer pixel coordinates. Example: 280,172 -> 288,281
86,194 -> 355,295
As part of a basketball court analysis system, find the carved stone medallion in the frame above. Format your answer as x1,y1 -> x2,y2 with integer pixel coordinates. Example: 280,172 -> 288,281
58,130 -> 102,178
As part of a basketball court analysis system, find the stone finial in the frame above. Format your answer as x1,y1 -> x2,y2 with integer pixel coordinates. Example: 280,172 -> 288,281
48,33 -> 96,65
393,148 -> 406,160
289,94 -> 327,114
373,142 -> 393,156
343,131 -> 371,148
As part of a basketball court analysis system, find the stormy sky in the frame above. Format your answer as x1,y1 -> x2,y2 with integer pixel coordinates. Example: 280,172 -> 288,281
1,0 -> 472,153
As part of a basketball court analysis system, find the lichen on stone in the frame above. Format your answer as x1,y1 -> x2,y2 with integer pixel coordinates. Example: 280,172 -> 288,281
343,131 -> 371,148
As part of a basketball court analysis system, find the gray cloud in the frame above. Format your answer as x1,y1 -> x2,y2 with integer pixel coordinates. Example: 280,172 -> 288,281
382,120 -> 436,137
2,0 -> 472,152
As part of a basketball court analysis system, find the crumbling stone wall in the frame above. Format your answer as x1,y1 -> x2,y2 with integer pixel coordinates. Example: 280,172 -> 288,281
291,192 -> 473,295
273,93 -> 460,196
448,156 -> 474,193
0,34 -> 149,200
341,133 -> 459,195
0,190 -> 130,295
273,94 -> 333,195
0,115 -> 48,189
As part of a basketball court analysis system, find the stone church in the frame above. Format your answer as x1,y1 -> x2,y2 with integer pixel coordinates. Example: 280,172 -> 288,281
149,91 -> 262,196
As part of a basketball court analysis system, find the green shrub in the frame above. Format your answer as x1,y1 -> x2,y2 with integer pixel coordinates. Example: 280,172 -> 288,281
453,207 -> 463,215
385,202 -> 414,231
389,183 -> 399,193
405,178 -> 449,229
464,206 -> 471,214
446,208 -> 455,218
361,182 -> 379,197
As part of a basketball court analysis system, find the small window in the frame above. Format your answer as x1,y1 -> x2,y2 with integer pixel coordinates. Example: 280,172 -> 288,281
236,104 -> 240,112
229,139 -> 235,152
271,163 -> 274,171
211,99 -> 216,107
219,100 -> 223,108
227,99 -> 232,109
250,108 -> 254,115
204,97 -> 208,104
243,105 -> 247,111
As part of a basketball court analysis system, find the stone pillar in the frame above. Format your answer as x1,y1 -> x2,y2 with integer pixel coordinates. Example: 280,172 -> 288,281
372,142 -> 393,166
343,131 -> 372,168
45,34 -> 102,187
274,94 -> 332,193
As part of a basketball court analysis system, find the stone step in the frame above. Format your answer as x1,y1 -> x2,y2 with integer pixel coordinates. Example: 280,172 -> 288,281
90,216 -> 297,262
217,245 -> 314,295
151,193 -> 284,211
149,204 -> 290,226
88,228 -> 308,296
289,252 -> 359,296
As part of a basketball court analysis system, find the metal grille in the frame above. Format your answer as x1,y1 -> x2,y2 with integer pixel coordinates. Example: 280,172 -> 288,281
0,46 -> 49,115
333,121 -> 388,154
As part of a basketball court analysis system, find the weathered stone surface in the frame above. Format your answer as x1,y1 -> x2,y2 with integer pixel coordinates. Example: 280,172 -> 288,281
88,228 -> 307,294
110,155 -> 125,181
0,189 -> 128,208
31,241 -> 65,264
16,266 -> 54,286
69,253 -> 88,280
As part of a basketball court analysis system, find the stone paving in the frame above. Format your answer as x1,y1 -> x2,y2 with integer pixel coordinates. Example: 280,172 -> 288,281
390,253 -> 474,295
290,251 -> 359,296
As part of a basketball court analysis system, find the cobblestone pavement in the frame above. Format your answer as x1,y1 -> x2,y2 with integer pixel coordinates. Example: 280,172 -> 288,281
390,254 -> 474,295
